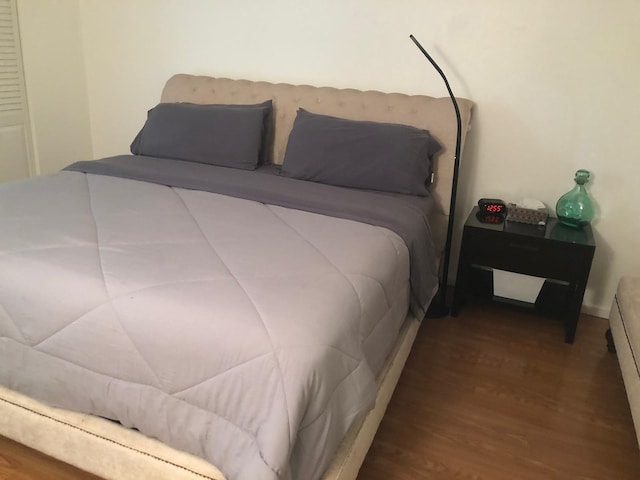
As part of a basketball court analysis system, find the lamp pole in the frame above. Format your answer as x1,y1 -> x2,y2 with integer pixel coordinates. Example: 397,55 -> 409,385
410,34 -> 462,318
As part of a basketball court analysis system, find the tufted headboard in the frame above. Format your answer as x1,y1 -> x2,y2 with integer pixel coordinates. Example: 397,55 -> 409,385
161,74 -> 473,253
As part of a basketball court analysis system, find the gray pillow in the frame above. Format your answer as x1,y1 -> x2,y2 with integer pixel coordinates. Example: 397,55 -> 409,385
130,101 -> 272,170
280,109 -> 441,196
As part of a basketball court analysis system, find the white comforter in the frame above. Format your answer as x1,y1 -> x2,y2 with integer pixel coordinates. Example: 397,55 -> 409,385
0,171 -> 410,479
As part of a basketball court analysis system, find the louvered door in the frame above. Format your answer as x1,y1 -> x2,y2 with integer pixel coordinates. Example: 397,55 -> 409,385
0,0 -> 33,183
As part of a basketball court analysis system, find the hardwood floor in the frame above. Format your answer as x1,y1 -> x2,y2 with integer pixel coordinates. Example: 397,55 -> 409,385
0,436 -> 102,480
358,301 -> 640,479
1,301 -> 639,479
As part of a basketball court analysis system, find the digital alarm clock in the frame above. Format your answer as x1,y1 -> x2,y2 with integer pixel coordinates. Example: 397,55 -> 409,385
478,198 -> 507,216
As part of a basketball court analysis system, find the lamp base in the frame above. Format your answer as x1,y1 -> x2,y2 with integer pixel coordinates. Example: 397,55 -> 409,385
425,299 -> 450,319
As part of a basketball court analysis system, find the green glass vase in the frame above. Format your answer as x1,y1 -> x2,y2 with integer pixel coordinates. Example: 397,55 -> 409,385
555,169 -> 595,228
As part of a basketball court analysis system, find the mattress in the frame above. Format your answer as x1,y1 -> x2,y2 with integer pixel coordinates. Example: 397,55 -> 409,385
0,160 -> 437,479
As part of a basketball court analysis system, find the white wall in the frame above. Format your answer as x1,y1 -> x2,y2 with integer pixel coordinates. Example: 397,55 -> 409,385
19,0 -> 640,318
17,0 -> 92,175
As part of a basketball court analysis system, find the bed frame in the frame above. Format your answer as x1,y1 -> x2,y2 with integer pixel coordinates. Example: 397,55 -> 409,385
0,74 -> 473,480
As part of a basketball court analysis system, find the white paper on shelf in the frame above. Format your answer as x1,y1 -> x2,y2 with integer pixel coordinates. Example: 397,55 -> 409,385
493,269 -> 546,303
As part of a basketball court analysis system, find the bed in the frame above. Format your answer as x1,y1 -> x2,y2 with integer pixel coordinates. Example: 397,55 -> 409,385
0,74 -> 473,480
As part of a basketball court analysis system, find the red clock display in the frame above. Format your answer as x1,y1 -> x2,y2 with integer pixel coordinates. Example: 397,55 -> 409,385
478,198 -> 507,217
485,203 -> 505,214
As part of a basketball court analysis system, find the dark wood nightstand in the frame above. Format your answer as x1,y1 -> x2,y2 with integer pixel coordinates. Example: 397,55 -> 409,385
451,207 -> 596,343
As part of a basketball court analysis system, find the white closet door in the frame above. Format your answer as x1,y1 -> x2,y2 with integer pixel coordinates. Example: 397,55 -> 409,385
0,0 -> 34,183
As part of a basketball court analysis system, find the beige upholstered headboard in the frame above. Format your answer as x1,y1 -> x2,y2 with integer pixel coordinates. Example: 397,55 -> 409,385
161,74 -> 473,252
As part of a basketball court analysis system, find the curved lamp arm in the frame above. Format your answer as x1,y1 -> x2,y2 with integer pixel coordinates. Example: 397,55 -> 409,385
410,34 -> 462,318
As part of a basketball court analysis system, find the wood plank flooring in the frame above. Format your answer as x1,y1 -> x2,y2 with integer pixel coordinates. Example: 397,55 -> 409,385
0,436 -> 102,480
358,301 -> 640,479
1,301 -> 639,479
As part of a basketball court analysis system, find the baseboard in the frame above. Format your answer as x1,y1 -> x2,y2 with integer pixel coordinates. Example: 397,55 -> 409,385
581,303 -> 609,319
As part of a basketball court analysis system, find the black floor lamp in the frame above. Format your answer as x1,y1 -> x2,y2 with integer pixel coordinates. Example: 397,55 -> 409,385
410,34 -> 462,318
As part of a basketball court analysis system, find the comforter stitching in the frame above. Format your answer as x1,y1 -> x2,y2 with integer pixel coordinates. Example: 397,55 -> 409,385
297,361 -> 372,431
173,188 -> 287,477
84,175 -> 164,389
266,206 -> 405,318
263,206 -> 379,434
0,303 -> 26,342
171,351 -> 274,396
265,205 -> 365,318
0,243 -> 95,258
4,336 -> 269,442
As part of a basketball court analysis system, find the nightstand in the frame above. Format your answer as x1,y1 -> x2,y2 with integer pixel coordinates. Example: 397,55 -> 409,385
451,207 -> 596,343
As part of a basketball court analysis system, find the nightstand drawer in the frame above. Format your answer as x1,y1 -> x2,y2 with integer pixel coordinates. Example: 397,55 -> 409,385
464,229 -> 586,281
